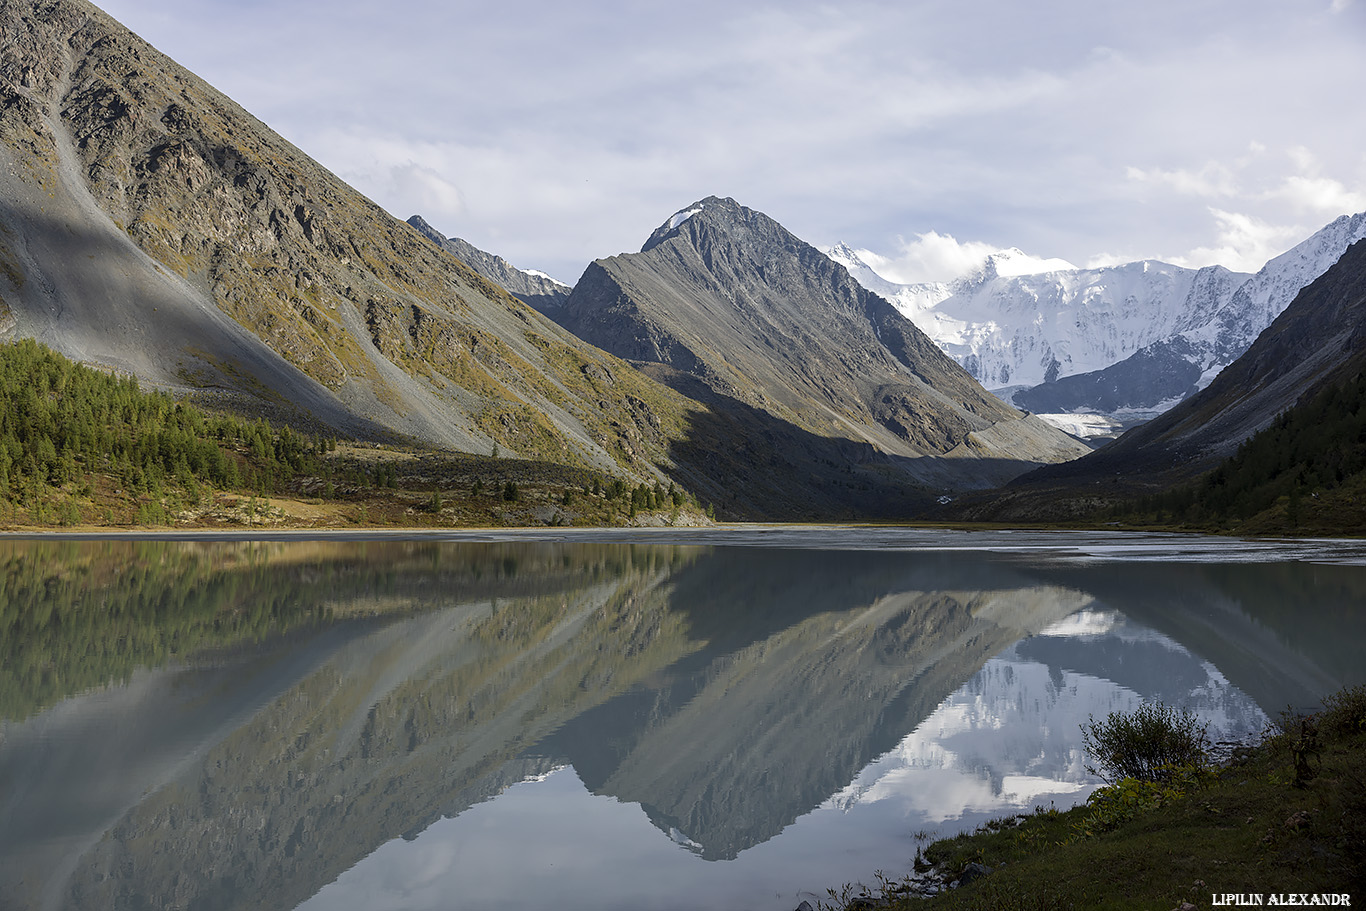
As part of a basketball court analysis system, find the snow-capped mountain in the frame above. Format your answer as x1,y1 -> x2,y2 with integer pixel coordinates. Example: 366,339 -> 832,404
827,243 -> 1251,393
829,211 -> 1366,428
1205,211 -> 1366,369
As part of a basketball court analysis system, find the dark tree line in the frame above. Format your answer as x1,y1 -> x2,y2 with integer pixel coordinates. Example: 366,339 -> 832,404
0,338 -> 336,518
1125,370 -> 1366,526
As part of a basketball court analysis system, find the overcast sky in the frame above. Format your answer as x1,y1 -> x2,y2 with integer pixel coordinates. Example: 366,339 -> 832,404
97,0 -> 1366,286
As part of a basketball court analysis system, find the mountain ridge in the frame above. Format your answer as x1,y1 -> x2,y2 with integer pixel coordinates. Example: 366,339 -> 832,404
831,212 -> 1366,428
406,215 -> 571,314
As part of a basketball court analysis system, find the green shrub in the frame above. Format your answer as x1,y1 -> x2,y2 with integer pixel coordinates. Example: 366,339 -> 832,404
1080,702 -> 1210,785
1318,684 -> 1366,736
1068,762 -> 1213,841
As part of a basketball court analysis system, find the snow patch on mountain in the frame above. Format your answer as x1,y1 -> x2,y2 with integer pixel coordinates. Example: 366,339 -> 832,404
1033,413 -> 1125,441
669,206 -> 704,229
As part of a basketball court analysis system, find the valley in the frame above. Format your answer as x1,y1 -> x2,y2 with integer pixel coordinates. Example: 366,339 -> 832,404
1,3 -> 1363,909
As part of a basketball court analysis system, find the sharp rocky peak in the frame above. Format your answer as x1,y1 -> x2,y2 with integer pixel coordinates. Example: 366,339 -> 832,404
639,196 -> 770,253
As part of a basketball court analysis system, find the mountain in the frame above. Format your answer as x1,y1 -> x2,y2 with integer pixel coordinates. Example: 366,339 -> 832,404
0,0 -> 695,483
1014,212 -> 1366,419
553,197 -> 1088,497
0,0 -> 1092,520
828,244 -> 1250,395
971,236 -> 1366,519
833,212 -> 1366,430
406,215 -> 571,313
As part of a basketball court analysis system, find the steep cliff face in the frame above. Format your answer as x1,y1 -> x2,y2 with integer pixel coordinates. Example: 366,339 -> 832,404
556,197 -> 1088,491
0,0 -> 693,477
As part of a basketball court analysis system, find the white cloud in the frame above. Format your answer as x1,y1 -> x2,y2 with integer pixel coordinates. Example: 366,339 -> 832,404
1272,175 -> 1366,214
1168,209 -> 1307,273
860,233 -> 1003,285
384,164 -> 466,220
92,0 -> 1366,284
1121,143 -> 1366,270
852,234 -> 1076,285
1125,163 -> 1239,198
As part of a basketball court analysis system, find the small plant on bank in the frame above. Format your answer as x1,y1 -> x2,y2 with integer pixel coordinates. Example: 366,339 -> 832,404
1067,761 -> 1215,841
1080,701 -> 1211,785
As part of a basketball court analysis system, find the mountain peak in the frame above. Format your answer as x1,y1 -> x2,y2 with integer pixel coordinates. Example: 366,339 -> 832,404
970,247 -> 1078,282
557,196 -> 1087,496
640,196 -> 751,253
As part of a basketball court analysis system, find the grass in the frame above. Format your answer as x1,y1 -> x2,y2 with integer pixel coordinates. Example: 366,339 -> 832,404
821,688 -> 1366,910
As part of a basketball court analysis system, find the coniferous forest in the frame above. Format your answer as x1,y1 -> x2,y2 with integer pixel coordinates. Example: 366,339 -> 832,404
1119,370 -> 1366,533
0,339 -> 703,528
0,338 -> 334,525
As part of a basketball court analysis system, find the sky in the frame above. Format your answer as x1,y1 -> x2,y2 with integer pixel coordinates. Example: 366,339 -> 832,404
95,0 -> 1366,286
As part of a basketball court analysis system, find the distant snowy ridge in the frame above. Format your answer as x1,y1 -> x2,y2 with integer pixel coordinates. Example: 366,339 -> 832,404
827,243 -> 1250,390
827,211 -> 1366,418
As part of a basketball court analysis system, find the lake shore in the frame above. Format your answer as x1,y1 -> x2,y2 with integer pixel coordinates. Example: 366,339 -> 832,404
820,687 -> 1365,911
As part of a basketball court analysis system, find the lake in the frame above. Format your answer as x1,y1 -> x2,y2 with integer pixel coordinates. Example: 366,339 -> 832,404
2,527 -> 1364,911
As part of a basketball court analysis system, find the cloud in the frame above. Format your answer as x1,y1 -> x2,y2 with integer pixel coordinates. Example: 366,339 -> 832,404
1124,163 -> 1239,198
1120,143 -> 1366,269
384,164 -> 466,220
1168,209 -> 1307,273
93,0 -> 1366,283
1272,175 -> 1366,214
857,233 -> 1002,285
853,233 -> 1076,285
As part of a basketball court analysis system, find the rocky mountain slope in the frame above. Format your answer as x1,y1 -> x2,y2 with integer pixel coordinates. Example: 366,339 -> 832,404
975,236 -> 1366,517
0,0 -> 1094,518
0,0 -> 695,482
832,211 -> 1366,426
554,197 -> 1088,495
406,215 -> 571,313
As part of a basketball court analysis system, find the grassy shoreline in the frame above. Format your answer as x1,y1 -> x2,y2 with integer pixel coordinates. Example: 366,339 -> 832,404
821,689 -> 1366,911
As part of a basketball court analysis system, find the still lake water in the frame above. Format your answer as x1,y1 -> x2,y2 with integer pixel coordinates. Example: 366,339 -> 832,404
2,527 -> 1364,911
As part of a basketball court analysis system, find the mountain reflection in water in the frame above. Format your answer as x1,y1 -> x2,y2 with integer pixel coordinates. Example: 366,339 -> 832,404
0,533 -> 1361,911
